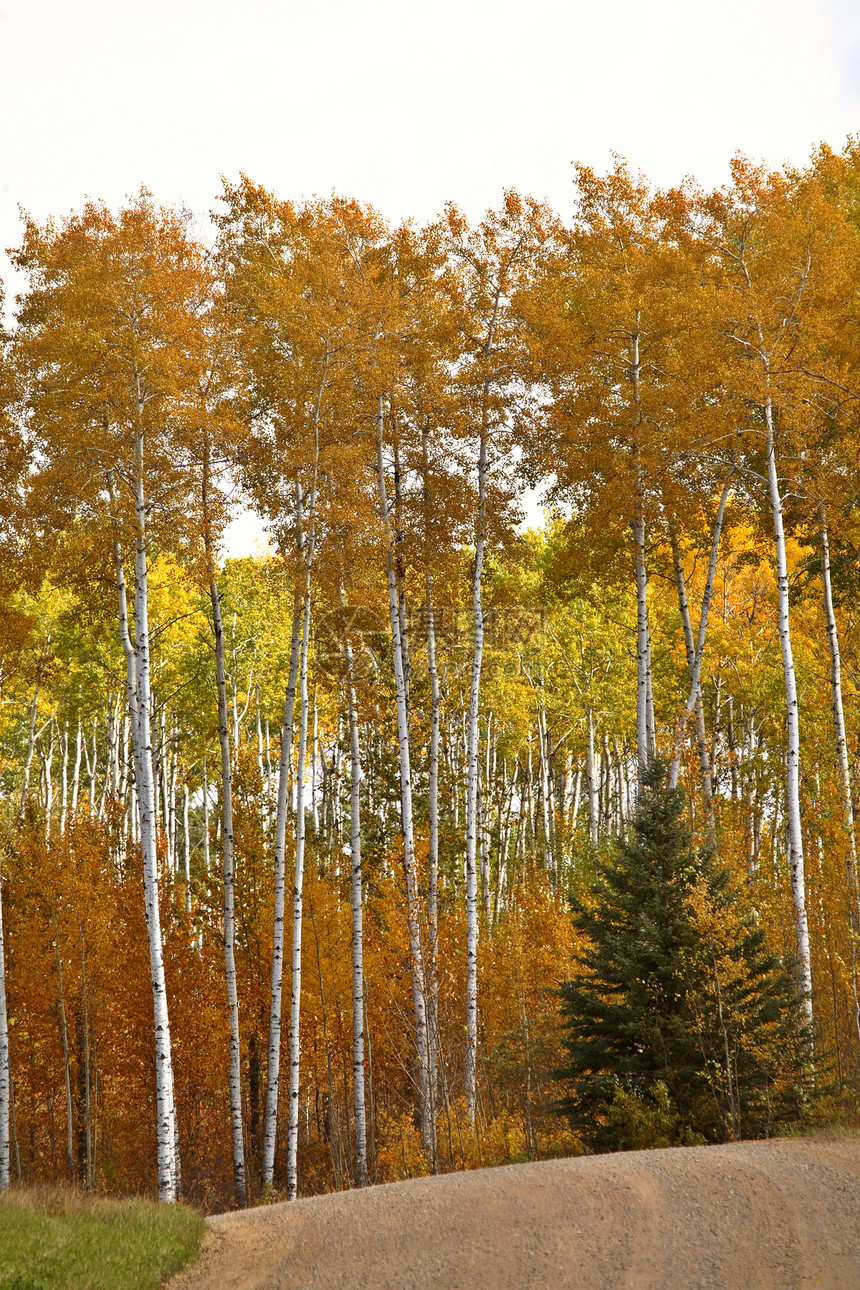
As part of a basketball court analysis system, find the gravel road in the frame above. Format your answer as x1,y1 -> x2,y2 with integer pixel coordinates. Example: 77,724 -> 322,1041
168,1137 -> 860,1289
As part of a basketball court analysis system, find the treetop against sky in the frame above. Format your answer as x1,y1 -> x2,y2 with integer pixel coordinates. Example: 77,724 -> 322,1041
1,0 -> 860,303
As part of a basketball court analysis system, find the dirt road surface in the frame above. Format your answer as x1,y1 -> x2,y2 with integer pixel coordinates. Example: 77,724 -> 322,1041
168,1138 -> 860,1289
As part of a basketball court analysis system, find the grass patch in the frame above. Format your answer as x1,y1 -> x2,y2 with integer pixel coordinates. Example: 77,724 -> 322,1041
0,1186 -> 205,1289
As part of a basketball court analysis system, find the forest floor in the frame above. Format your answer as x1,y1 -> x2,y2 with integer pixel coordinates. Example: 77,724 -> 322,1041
166,1136 -> 860,1290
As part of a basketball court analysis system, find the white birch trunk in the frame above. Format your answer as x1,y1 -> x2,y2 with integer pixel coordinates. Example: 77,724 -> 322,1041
256,697 -> 270,841
571,765 -> 582,835
183,785 -> 191,915
464,429 -> 487,1122
261,597 -> 302,1189
765,403 -> 813,1024
819,506 -> 860,1046
285,378 -> 324,1201
19,682 -> 40,821
0,865 -> 9,1188
42,723 -> 55,840
668,525 -> 717,843
344,634 -> 368,1187
633,502 -> 650,772
71,719 -> 82,819
285,579 -> 312,1201
119,443 -> 178,1202
425,576 -> 441,1144
630,321 -> 651,773
211,571 -> 247,1208
60,723 -> 69,836
375,396 -> 433,1155
668,473 -> 731,797
586,707 -> 599,845
202,757 -> 211,878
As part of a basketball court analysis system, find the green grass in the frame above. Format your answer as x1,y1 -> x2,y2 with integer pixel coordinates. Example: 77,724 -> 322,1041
0,1186 -> 205,1290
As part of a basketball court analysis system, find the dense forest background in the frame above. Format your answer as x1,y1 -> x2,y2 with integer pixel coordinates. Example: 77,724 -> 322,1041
1,141 -> 860,1210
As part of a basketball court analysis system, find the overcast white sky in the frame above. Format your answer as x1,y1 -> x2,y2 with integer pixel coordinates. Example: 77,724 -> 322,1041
2,0 -> 859,550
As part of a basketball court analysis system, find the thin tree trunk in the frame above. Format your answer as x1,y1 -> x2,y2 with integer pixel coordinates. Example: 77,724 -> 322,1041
819,505 -> 860,1048
202,757 -> 211,877
183,785 -> 191,915
631,319 -> 650,773
632,499 -> 650,773
260,595 -> 302,1189
375,395 -> 433,1156
211,564 -> 247,1208
464,427 -> 487,1122
571,764 -> 582,835
113,452 -> 177,1202
586,708 -> 599,845
71,718 -> 82,819
285,576 -> 312,1200
668,523 -> 717,843
60,722 -> 69,836
0,866 -> 9,1189
425,573 -> 441,1155
19,681 -> 40,821
765,402 -> 812,1025
667,470 -> 731,792
285,375 -> 324,1200
50,909 -> 75,1183
344,632 -> 368,1186
78,923 -> 93,1193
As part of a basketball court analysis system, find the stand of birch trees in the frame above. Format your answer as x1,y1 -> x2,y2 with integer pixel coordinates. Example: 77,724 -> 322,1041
1,142 -> 860,1203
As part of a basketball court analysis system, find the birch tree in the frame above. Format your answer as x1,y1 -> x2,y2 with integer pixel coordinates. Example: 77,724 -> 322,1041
690,160 -> 855,1026
218,184 -> 370,1194
12,194 -> 213,1199
443,193 -> 556,1118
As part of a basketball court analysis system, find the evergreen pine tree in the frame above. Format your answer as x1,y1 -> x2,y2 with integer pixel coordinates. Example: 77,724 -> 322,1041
556,760 -> 810,1152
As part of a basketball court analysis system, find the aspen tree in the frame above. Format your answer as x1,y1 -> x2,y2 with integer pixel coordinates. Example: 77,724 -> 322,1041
11,195 -> 213,1200
0,305 -> 24,1187
666,470 -> 735,840
375,395 -> 433,1156
218,183 -> 367,1194
342,613 -> 368,1186
204,468 -> 247,1208
688,161 -> 853,1025
518,164 -> 710,775
443,192 -> 556,1118
818,509 -> 860,1047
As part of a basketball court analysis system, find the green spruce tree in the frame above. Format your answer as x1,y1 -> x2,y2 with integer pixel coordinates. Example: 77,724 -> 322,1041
556,760 -> 810,1152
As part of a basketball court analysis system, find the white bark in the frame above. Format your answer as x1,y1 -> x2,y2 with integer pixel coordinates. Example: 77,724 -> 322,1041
632,502 -> 651,772
112,448 -> 177,1202
668,526 -> 717,844
819,506 -> 860,1047
202,757 -> 211,877
425,575 -> 441,1146
261,597 -> 302,1189
212,570 -> 247,1208
183,784 -> 191,915
133,485 -> 178,1199
60,723 -> 69,836
110,457 -> 177,1201
285,578 -> 312,1200
464,427 -> 487,1122
765,403 -> 813,1024
375,396 -> 433,1156
71,719 -> 82,819
586,708 -> 599,844
344,633 -> 368,1187
571,764 -> 582,834
19,682 -> 40,821
668,473 -> 731,802
0,865 -> 9,1189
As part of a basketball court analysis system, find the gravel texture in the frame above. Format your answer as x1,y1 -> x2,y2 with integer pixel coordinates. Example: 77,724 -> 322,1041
167,1137 -> 860,1289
